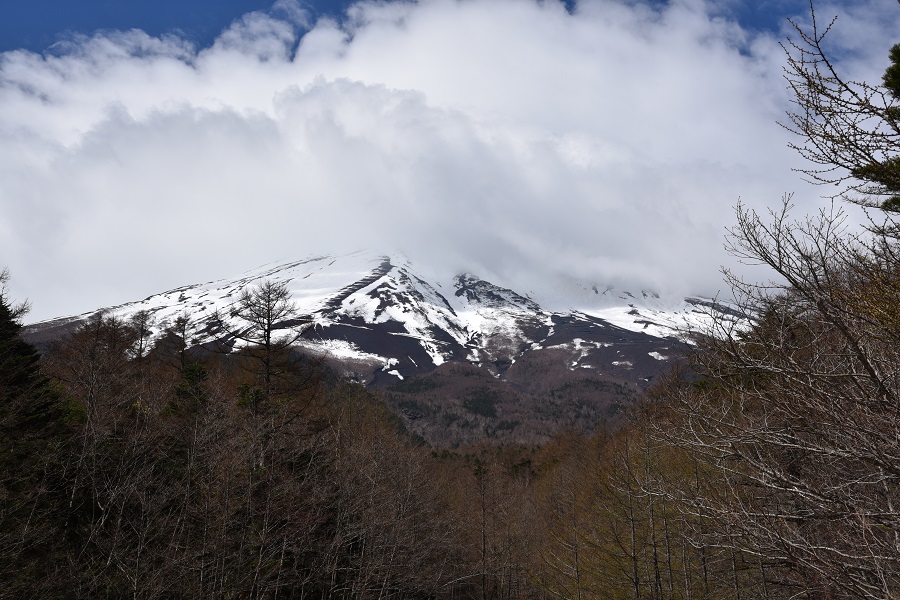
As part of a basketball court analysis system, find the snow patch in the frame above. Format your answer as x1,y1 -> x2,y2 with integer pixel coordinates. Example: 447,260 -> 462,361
297,338 -> 388,366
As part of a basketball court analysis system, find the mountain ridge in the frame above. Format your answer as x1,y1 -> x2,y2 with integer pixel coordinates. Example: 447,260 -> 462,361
25,251 -> 733,444
26,250 -> 728,379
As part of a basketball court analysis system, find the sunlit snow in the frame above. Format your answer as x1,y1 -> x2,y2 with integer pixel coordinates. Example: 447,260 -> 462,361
34,251 -> 743,373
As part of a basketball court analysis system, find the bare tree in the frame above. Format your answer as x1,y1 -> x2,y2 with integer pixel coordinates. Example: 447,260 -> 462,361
129,310 -> 155,360
782,3 -> 900,214
656,196 -> 900,599
646,5 -> 900,596
225,280 -> 311,406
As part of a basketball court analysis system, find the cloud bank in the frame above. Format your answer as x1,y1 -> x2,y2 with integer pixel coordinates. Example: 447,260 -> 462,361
1,0 -> 898,321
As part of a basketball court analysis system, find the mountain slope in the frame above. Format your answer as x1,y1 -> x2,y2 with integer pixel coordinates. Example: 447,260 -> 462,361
26,251 -> 732,444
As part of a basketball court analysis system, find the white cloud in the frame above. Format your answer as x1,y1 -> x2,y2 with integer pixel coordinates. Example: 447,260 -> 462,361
1,0 -> 897,321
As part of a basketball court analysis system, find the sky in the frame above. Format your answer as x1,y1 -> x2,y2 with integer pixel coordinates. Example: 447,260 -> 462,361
1,0 -> 898,322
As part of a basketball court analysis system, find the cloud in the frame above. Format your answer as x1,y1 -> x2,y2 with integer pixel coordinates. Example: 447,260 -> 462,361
1,0 -> 897,321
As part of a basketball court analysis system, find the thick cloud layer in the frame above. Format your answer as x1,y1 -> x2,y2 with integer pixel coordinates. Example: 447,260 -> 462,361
2,0 -> 898,321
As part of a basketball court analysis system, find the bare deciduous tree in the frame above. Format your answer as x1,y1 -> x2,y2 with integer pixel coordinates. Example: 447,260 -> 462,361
225,280 -> 312,407
657,196 -> 900,599
782,3 -> 900,214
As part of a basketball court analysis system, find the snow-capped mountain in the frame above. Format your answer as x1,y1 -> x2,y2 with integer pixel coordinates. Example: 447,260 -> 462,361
27,251 -> 729,385
27,251 -> 740,444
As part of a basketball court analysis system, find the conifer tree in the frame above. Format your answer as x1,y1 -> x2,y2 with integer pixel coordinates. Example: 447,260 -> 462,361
225,280 -> 312,406
0,269 -> 70,598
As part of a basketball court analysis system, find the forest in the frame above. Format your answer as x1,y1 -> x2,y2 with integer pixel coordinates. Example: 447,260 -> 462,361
2,4 -> 900,598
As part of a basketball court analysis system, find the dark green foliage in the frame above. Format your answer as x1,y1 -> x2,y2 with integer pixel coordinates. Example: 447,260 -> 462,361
171,362 -> 207,413
882,10 -> 900,207
0,291 -> 60,446
237,381 -> 265,411
852,156 -> 900,212
0,310 -> 39,400
883,43 -> 900,98
463,387 -> 499,418
883,194 -> 900,213
0,272 -> 71,599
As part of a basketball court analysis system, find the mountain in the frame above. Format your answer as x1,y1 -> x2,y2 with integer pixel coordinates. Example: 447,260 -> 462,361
26,251 -> 732,445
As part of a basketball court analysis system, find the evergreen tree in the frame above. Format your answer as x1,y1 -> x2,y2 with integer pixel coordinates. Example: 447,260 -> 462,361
0,270 -> 71,598
883,43 -> 900,99
0,271 -> 43,416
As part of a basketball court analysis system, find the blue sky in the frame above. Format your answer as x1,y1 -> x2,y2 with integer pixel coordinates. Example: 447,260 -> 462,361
1,0 -> 812,54
0,0 -> 896,321
0,0 -> 297,52
4,0 -> 314,52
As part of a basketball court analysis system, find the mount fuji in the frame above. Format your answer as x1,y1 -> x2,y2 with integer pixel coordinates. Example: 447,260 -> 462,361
26,251 -> 734,444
